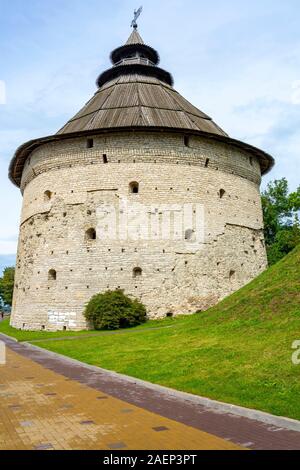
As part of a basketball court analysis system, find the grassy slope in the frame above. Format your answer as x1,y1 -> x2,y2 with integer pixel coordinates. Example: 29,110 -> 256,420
2,246 -> 300,419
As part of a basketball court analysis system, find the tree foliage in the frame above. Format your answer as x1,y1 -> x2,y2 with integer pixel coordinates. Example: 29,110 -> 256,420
0,267 -> 15,306
84,289 -> 147,330
262,178 -> 300,265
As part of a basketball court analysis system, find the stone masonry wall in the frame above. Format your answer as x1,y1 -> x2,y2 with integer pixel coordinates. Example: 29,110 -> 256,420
11,131 -> 267,331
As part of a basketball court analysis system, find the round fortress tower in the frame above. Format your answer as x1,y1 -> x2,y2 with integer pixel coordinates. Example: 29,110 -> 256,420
9,28 -> 274,331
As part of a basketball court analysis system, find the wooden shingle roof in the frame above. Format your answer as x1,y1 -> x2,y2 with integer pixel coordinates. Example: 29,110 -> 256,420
125,29 -> 144,45
58,29 -> 227,136
8,29 -> 275,187
57,74 -> 227,136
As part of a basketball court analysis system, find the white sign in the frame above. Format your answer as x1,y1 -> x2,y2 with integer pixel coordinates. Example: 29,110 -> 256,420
48,311 -> 77,328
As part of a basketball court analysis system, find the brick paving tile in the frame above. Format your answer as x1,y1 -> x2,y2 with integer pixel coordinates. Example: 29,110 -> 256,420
0,348 -> 242,450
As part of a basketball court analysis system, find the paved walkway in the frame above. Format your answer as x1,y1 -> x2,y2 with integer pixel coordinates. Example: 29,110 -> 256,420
0,347 -> 240,450
0,334 -> 299,450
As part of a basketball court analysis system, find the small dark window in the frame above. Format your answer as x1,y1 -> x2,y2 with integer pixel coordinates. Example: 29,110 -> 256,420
229,270 -> 236,279
44,190 -> 52,202
133,267 -> 142,278
166,312 -> 173,318
185,229 -> 194,241
85,228 -> 96,241
205,158 -> 209,168
249,157 -> 254,166
87,138 -> 94,149
219,189 -> 226,199
41,325 -> 45,330
103,154 -> 108,164
184,136 -> 190,147
129,182 -> 139,194
48,269 -> 57,281
63,326 -> 67,331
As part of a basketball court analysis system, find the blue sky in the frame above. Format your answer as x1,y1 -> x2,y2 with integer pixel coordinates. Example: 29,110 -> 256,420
0,0 -> 300,271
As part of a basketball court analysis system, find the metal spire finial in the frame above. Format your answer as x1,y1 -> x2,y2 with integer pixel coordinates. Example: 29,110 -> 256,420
131,6 -> 143,29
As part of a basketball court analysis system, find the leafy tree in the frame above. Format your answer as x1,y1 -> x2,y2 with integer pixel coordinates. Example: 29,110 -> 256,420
84,289 -> 147,330
262,178 -> 300,265
0,267 -> 15,306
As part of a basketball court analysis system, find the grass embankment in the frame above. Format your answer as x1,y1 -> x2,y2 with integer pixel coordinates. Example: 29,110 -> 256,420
1,246 -> 300,420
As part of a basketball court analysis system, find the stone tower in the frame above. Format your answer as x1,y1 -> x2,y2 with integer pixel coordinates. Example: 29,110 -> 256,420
9,27 -> 274,331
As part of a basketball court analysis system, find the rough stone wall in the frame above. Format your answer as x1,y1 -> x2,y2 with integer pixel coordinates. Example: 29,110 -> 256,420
11,132 -> 267,331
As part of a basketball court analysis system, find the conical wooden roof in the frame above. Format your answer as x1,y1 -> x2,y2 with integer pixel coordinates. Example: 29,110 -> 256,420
58,30 -> 227,136
125,29 -> 144,45
57,74 -> 227,135
9,29 -> 275,187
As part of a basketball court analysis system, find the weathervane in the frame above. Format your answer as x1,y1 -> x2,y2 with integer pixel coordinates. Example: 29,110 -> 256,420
131,6 -> 143,29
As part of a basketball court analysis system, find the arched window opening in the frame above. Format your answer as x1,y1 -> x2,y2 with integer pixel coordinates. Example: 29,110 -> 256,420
85,228 -> 96,241
205,158 -> 210,168
219,189 -> 226,199
48,269 -> 57,281
133,267 -> 142,278
103,154 -> 108,164
129,182 -> 139,194
44,190 -> 52,202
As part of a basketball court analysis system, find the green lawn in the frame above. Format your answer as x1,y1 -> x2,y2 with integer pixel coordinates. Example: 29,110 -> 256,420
1,246 -> 300,420
0,316 -> 174,342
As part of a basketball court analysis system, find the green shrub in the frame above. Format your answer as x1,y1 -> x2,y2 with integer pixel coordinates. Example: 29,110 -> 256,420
84,289 -> 147,330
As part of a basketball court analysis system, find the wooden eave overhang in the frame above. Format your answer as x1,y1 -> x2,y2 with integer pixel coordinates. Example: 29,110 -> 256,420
9,126 -> 275,188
